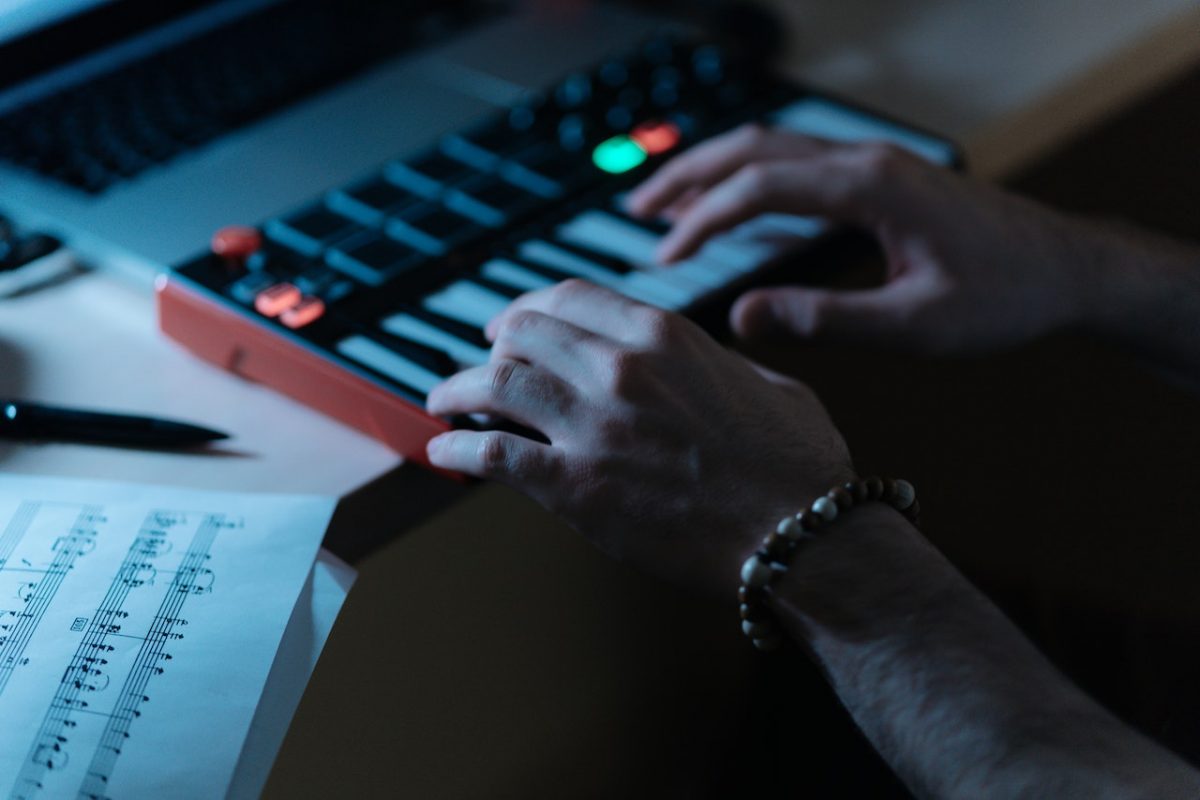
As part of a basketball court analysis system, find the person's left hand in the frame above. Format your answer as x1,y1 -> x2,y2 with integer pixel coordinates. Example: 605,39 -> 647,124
424,280 -> 854,595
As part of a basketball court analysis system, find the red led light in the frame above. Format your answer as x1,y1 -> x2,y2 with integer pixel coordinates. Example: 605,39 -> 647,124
630,120 -> 681,155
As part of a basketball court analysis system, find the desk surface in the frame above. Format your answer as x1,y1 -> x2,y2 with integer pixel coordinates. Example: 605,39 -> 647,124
1,1 -> 1197,797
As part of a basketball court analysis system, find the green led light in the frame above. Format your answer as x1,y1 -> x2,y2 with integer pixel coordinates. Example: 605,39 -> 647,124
592,135 -> 647,174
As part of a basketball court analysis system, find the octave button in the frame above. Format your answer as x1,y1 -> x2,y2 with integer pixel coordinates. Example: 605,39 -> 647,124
254,282 -> 302,317
280,296 -> 326,329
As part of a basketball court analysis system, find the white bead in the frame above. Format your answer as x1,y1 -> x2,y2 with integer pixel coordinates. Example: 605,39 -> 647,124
892,479 -> 916,511
776,516 -> 803,541
740,555 -> 773,588
741,619 -> 773,639
812,496 -> 838,522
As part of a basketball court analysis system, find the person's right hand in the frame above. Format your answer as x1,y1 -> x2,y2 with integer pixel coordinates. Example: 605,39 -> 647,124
626,125 -> 1122,355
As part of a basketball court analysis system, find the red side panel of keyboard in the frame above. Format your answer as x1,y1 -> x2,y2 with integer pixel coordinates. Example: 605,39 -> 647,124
156,277 -> 451,469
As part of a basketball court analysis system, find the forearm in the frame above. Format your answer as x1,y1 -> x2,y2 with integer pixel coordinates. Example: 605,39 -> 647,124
773,505 -> 1200,799
1071,220 -> 1200,387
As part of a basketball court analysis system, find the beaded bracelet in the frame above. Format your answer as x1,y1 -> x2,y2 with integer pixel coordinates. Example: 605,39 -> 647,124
738,476 -> 920,651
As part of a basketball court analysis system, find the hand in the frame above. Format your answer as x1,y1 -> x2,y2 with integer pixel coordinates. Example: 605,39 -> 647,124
424,280 -> 853,595
627,124 -> 1114,355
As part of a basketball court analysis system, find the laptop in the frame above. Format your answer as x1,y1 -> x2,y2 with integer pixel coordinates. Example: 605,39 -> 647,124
0,0 -> 667,281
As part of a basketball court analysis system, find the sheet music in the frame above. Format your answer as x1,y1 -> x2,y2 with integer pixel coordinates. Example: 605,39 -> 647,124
0,474 -> 335,799
226,549 -> 355,800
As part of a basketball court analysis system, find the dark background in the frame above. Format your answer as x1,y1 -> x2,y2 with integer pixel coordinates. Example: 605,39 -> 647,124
733,60 -> 1200,797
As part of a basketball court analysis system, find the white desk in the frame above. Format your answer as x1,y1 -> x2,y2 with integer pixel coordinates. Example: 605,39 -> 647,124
1,1 -> 1197,796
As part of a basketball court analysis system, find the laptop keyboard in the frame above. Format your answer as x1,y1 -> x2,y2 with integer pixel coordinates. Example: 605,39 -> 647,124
0,1 -> 499,195
167,34 -> 959,430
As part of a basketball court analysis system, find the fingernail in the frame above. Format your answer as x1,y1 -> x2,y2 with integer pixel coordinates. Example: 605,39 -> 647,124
426,433 -> 447,458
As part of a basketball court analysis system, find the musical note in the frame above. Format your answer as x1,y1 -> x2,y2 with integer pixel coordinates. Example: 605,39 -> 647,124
0,476 -> 333,799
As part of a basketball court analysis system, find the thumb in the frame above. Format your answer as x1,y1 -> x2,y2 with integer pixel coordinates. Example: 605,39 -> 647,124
730,285 -> 905,344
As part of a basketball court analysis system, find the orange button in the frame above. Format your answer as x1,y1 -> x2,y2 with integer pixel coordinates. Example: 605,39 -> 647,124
630,120 -> 681,156
211,225 -> 262,264
280,296 -> 326,329
254,282 -> 301,317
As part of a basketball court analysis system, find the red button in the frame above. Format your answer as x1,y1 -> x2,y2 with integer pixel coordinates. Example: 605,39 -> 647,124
280,296 -> 326,329
630,120 -> 681,156
254,282 -> 301,317
211,225 -> 262,264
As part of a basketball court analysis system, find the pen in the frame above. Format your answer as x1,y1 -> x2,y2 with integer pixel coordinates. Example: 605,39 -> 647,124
0,400 -> 229,449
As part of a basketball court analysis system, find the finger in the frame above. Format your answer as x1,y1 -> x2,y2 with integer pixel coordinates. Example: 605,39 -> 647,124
659,186 -> 703,221
745,358 -> 803,387
656,153 -> 885,263
627,125 -> 831,218
730,283 -> 920,345
489,309 -> 614,381
484,279 -> 651,344
426,359 -> 578,438
426,430 -> 561,493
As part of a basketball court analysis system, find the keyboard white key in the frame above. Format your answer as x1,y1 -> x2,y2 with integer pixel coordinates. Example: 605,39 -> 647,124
423,280 -> 510,328
479,258 -> 557,292
771,97 -> 958,165
381,313 -> 490,367
517,240 -> 626,290
557,211 -> 728,297
620,272 -> 688,310
520,238 -> 689,308
337,335 -> 443,395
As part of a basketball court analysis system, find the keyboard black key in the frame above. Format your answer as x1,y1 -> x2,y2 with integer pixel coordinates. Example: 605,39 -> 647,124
398,304 -> 491,350
609,204 -> 672,237
547,236 -> 633,275
380,310 -> 490,368
266,205 -> 360,258
336,333 -> 455,398
386,205 -> 484,255
467,275 -> 523,301
326,230 -> 426,286
503,255 -> 577,285
376,333 -> 458,378
329,177 -> 423,226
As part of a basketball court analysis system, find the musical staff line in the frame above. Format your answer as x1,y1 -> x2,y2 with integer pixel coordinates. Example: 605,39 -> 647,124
9,510 -> 169,800
76,515 -> 220,800
0,475 -> 333,800
0,507 -> 100,701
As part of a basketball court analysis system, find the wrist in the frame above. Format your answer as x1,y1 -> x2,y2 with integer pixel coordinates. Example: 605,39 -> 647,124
1067,219 -> 1200,343
770,502 -> 966,642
